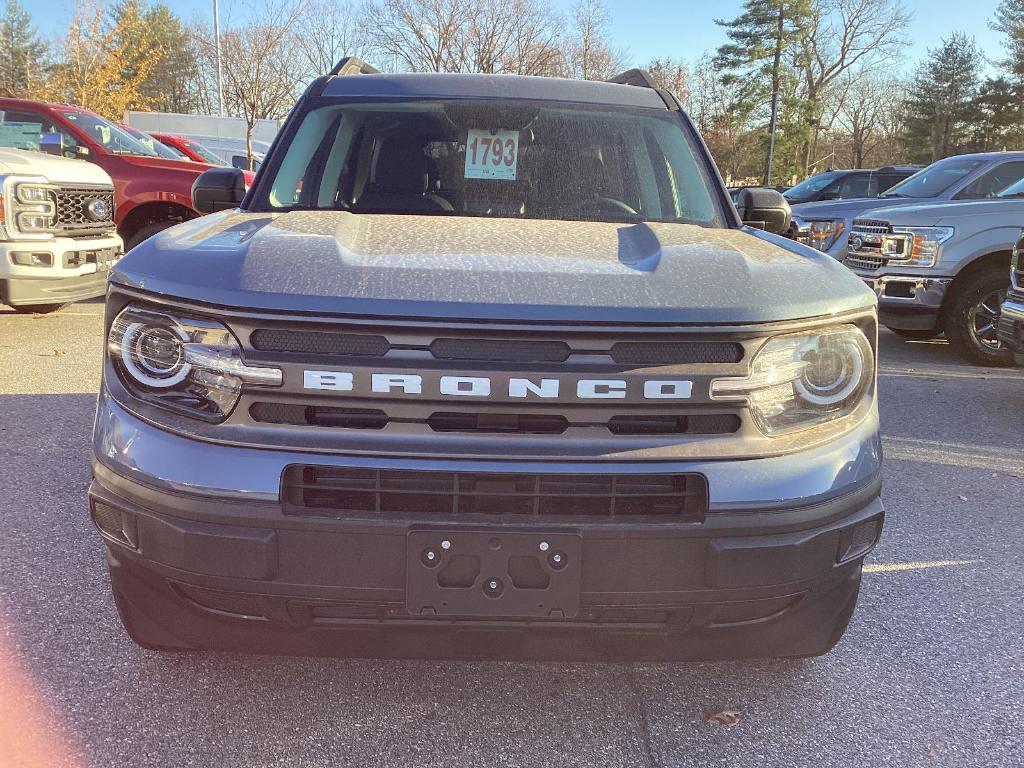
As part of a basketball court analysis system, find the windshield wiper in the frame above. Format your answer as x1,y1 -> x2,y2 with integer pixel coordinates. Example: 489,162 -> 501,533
880,192 -> 909,198
998,191 -> 1024,198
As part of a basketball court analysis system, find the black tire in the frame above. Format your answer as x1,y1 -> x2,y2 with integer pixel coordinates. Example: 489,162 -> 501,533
125,221 -> 176,252
889,328 -> 941,340
112,586 -> 195,652
943,267 -> 1014,367
11,303 -> 66,314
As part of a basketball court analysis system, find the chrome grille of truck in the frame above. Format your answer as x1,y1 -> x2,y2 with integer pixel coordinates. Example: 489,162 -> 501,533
846,219 -> 891,270
282,465 -> 708,522
53,186 -> 116,237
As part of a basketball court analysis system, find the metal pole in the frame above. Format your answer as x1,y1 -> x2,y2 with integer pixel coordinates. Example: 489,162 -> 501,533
214,0 -> 224,116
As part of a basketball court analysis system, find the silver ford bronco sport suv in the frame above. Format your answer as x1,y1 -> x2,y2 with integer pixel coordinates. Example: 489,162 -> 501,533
88,63 -> 884,660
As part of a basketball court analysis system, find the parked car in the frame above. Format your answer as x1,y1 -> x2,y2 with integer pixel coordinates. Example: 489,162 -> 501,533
178,134 -> 269,171
784,166 -> 919,205
150,133 -> 257,185
117,124 -> 189,161
0,98 -> 214,250
89,63 -> 884,661
790,152 -> 1024,258
150,133 -> 228,166
0,147 -> 122,312
996,232 -> 1024,365
844,183 -> 1024,365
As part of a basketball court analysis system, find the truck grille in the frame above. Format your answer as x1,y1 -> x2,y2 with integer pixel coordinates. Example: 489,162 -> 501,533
846,219 -> 891,270
282,466 -> 708,522
53,186 -> 116,237
251,330 -> 743,366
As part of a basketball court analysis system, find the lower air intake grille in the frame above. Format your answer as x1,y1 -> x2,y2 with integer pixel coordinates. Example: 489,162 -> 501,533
610,341 -> 743,364
283,467 -> 707,522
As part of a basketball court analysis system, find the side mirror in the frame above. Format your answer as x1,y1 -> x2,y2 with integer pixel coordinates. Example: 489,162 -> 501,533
40,132 -> 63,156
735,187 -> 792,235
192,167 -> 246,214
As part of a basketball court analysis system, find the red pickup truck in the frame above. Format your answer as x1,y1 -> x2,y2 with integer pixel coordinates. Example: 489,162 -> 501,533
0,98 -> 215,250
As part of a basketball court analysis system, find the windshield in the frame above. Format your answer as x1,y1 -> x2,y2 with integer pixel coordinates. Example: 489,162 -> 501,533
881,156 -> 984,198
783,171 -> 840,202
60,110 -> 158,157
121,126 -> 186,160
253,99 -> 723,226
182,138 -> 228,166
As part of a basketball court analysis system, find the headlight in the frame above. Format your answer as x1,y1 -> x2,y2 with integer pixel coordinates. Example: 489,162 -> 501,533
0,177 -> 57,238
880,226 -> 953,267
711,324 -> 874,436
797,219 -> 845,251
108,304 -> 282,421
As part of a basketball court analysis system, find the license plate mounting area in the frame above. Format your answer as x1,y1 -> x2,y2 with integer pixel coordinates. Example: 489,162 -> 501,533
406,529 -> 582,619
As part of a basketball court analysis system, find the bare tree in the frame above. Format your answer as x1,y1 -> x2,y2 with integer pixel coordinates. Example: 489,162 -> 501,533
466,0 -> 563,75
293,0 -> 367,78
363,0 -> 469,72
193,0 -> 308,166
563,0 -> 627,80
832,69 -> 908,165
646,57 -> 689,103
795,0 -> 911,170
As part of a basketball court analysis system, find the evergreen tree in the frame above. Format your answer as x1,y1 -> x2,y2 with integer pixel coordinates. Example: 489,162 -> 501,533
991,0 -> 1024,87
0,0 -> 47,98
904,35 -> 983,162
714,0 -> 812,184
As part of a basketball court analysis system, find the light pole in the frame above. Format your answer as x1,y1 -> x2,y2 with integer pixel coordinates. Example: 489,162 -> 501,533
214,0 -> 224,116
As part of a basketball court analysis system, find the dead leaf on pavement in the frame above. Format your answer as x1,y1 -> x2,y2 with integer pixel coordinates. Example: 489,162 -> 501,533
702,708 -> 741,726
927,745 -> 939,758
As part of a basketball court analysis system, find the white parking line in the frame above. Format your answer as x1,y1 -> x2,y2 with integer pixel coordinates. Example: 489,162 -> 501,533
864,559 -> 978,574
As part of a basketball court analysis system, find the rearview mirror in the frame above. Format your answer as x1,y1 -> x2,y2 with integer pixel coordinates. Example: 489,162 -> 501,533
192,167 -> 246,214
734,187 -> 792,235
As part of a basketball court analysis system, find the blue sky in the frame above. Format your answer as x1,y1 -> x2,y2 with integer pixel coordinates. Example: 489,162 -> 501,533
33,0 -> 1007,75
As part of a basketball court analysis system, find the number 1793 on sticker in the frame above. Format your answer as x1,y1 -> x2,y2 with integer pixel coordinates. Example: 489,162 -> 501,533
464,129 -> 518,180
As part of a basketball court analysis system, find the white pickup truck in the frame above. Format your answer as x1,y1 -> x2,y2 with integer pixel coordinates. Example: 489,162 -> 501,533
0,147 -> 122,313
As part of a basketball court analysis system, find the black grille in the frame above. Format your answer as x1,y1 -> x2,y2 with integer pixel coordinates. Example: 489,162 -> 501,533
54,187 -> 115,236
430,338 -> 571,362
247,329 -> 743,366
607,413 -> 740,435
610,341 -> 743,364
283,466 -> 708,521
427,412 -> 569,434
251,329 -> 389,357
250,402 -> 387,429
252,401 -> 740,436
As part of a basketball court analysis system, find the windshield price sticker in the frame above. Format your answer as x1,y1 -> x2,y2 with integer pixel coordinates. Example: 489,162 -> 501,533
465,129 -> 518,180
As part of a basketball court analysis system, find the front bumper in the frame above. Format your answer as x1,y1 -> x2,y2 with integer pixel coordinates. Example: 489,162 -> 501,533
0,235 -> 122,306
852,271 -> 950,331
997,295 -> 1024,364
88,394 -> 884,659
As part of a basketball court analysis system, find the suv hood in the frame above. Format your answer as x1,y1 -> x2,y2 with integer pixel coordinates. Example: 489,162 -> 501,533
0,147 -> 113,186
864,199 -> 1024,226
112,210 -> 874,323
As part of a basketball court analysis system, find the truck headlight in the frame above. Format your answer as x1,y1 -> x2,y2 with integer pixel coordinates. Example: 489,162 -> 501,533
108,304 -> 282,421
711,324 -> 874,435
0,177 -> 57,238
797,219 -> 845,251
881,226 -> 953,267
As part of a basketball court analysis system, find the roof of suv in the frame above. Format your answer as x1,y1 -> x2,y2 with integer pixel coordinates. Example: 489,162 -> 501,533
318,72 -> 669,109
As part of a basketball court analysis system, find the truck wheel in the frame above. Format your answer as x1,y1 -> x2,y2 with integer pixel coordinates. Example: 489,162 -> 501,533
11,303 -> 66,315
944,267 -> 1014,367
889,328 -> 940,340
125,221 -> 175,252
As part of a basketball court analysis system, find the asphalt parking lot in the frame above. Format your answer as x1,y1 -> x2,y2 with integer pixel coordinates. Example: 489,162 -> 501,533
1,297 -> 1021,768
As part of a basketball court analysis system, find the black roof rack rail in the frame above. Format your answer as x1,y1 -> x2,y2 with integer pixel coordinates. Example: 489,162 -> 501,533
329,56 -> 380,76
607,68 -> 658,89
606,68 -> 679,110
